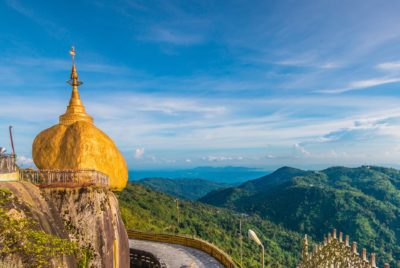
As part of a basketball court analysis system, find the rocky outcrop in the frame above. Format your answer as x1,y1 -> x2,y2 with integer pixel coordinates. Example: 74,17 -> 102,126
32,121 -> 129,191
0,181 -> 77,267
45,187 -> 129,268
0,181 -> 129,267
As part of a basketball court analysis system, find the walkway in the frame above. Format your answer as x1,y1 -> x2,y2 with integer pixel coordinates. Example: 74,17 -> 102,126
129,239 -> 224,268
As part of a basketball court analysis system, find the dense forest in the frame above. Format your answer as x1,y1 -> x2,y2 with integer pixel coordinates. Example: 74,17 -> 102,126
117,183 -> 303,267
200,166 -> 400,267
137,177 -> 230,200
118,166 -> 400,267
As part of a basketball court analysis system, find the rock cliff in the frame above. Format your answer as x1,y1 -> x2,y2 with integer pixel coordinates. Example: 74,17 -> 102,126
32,120 -> 129,191
0,181 -> 129,267
45,187 -> 130,267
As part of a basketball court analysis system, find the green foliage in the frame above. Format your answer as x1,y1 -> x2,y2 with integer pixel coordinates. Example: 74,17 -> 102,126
0,188 -> 12,196
77,248 -> 93,268
117,182 -> 303,268
137,177 -> 230,200
201,166 -> 400,266
0,188 -> 82,268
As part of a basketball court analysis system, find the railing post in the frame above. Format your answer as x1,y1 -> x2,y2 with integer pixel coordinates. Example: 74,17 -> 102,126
15,168 -> 109,189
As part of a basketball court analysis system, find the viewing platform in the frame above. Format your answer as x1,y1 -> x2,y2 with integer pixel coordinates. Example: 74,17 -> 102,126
19,169 -> 109,189
0,153 -> 110,188
0,154 -> 18,182
127,230 -> 236,268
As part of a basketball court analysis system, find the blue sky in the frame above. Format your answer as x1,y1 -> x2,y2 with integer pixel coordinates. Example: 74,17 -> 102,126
2,0 -> 400,170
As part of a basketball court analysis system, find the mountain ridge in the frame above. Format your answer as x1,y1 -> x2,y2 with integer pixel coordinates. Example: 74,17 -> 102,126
129,166 -> 270,183
137,177 -> 230,200
200,165 -> 400,266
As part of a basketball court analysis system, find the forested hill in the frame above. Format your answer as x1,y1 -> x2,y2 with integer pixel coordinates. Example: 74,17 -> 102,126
137,178 -> 230,200
117,182 -> 303,267
200,166 -> 400,266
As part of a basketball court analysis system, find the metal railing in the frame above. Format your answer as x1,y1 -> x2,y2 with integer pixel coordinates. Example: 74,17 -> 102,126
127,230 -> 237,268
0,155 -> 17,174
0,257 -> 23,268
19,169 -> 109,188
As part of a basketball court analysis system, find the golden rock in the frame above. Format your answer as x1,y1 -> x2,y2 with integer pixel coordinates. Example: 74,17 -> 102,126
32,48 -> 128,191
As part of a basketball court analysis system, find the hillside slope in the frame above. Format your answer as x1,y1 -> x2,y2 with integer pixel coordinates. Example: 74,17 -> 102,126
137,177 -> 229,200
200,166 -> 400,266
117,182 -> 303,268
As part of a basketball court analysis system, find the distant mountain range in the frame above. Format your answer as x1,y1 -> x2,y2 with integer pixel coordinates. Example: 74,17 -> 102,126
200,166 -> 400,266
129,166 -> 269,183
137,178 -> 230,200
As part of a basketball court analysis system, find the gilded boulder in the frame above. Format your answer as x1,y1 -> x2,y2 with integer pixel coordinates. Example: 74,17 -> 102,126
32,121 -> 128,191
32,50 -> 128,191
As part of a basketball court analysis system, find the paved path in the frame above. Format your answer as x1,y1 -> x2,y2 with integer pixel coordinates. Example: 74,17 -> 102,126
129,239 -> 224,268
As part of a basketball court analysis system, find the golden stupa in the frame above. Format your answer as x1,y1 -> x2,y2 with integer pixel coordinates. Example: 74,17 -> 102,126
32,47 -> 128,191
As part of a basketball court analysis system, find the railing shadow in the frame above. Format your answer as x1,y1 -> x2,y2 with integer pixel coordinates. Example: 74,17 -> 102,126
127,230 -> 238,268
130,248 -> 167,268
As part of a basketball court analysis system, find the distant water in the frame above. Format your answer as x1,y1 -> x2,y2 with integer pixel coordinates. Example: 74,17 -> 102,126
128,166 -> 270,183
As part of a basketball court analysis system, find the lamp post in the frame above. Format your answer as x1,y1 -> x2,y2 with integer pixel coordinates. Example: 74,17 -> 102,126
248,229 -> 264,268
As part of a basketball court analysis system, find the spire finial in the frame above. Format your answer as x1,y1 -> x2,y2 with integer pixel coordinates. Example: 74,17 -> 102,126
70,46 -> 76,62
302,235 -> 309,260
67,46 -> 83,87
59,47 -> 93,125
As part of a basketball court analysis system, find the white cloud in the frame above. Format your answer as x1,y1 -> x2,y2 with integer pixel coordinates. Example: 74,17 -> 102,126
201,155 -> 245,162
274,58 -> 339,69
139,27 -> 206,46
293,143 -> 311,157
133,98 -> 227,116
317,77 -> 400,94
301,112 -> 400,146
350,78 -> 400,89
16,155 -> 34,167
377,61 -> 400,71
134,148 -> 145,159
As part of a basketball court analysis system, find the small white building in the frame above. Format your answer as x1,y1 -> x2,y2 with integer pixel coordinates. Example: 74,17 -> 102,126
0,148 -> 19,182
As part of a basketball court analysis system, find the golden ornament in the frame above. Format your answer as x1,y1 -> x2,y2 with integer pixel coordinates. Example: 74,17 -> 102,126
32,48 -> 128,191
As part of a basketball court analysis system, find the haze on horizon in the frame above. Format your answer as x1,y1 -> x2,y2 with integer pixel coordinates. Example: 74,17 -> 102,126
2,0 -> 400,170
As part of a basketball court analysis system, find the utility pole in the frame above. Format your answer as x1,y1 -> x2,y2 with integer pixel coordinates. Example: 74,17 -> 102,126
9,126 -> 15,156
175,199 -> 180,228
239,217 -> 243,267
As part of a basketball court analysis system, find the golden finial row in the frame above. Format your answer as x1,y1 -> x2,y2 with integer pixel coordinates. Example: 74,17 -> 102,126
298,229 -> 390,268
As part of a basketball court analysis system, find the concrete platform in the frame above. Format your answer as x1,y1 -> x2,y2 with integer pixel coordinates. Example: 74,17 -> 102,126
129,239 -> 224,268
0,172 -> 19,181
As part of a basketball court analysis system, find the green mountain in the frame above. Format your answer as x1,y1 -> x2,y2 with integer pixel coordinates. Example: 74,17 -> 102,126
117,182 -> 303,267
200,166 -> 400,266
137,177 -> 230,200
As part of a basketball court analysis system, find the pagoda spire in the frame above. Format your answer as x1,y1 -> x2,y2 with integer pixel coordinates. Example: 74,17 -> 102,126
301,234 -> 309,261
59,47 -> 93,125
